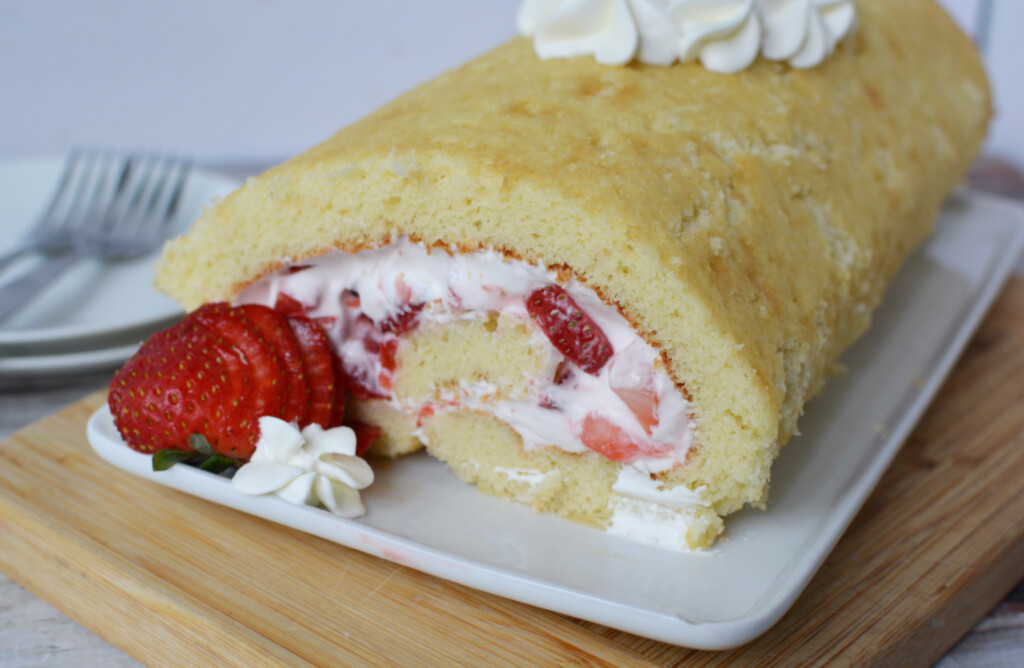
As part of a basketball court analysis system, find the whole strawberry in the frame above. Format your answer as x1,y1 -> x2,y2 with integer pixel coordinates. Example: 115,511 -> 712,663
109,302 -> 344,462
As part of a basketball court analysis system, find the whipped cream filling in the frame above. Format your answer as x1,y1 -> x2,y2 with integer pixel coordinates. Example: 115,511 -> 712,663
606,497 -> 705,550
517,0 -> 856,72
238,237 -> 696,488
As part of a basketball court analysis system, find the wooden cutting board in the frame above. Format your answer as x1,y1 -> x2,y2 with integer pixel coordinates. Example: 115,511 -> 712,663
2,277 -> 1024,667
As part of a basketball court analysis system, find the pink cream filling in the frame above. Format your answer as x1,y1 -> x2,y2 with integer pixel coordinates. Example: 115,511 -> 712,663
237,237 -> 694,474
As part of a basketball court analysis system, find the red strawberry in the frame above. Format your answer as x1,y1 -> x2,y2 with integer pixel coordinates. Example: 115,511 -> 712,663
339,315 -> 389,399
345,420 -> 381,457
273,292 -> 309,317
379,302 -> 424,335
610,384 -> 660,435
287,314 -> 339,428
525,285 -> 613,375
578,413 -> 672,462
109,301 -> 349,463
377,338 -> 400,392
191,302 -> 286,423
242,304 -> 310,426
109,318 -> 255,455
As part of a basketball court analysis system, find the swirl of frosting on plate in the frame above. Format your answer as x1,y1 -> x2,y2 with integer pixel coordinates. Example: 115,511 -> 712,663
516,0 -> 857,73
231,417 -> 375,518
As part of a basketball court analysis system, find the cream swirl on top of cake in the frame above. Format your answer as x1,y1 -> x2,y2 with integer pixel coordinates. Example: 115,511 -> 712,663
236,236 -> 695,477
517,0 -> 856,72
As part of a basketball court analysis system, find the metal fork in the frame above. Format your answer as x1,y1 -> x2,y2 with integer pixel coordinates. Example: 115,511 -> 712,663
0,151 -> 191,324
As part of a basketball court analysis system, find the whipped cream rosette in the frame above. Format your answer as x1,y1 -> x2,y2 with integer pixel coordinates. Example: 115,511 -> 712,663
232,417 -> 374,518
518,0 -> 857,72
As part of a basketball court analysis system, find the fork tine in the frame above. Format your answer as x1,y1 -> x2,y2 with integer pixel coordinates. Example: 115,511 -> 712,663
77,152 -> 126,239
0,150 -> 197,320
0,150 -> 91,276
165,159 -> 191,220
34,149 -> 83,237
130,157 -> 189,250
102,155 -> 152,240
112,155 -> 164,241
61,151 -> 107,239
99,155 -> 181,254
103,154 -> 144,233
148,159 -> 191,240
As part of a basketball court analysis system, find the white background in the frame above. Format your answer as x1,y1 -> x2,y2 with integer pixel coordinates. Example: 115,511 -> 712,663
0,0 -> 1020,169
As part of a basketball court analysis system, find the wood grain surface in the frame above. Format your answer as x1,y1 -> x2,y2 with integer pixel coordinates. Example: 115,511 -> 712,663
2,278 -> 1024,667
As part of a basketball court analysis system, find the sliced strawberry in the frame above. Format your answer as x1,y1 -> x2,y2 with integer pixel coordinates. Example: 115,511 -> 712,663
287,315 -> 338,428
525,285 -> 613,375
110,302 -> 348,462
242,304 -> 310,426
191,302 -> 285,420
274,292 -> 308,317
344,420 -> 381,457
394,276 -> 413,305
611,384 -> 660,435
109,318 -> 252,455
329,344 -> 348,428
579,413 -> 672,463
339,314 -> 388,399
378,302 -> 424,336
416,403 -> 437,427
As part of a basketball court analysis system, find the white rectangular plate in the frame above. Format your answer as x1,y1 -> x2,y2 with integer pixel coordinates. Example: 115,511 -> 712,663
88,190 -> 1024,650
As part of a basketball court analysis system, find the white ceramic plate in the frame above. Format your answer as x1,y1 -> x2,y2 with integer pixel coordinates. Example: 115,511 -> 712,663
0,157 -> 239,354
0,343 -> 141,378
88,191 -> 1024,649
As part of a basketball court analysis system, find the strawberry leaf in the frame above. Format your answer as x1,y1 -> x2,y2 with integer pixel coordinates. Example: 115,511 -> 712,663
190,433 -> 215,456
198,454 -> 237,474
152,448 -> 195,471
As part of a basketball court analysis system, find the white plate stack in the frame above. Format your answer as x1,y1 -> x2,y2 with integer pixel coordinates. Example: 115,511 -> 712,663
0,158 -> 239,378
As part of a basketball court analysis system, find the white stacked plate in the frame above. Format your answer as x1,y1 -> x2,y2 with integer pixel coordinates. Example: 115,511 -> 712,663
0,158 -> 240,377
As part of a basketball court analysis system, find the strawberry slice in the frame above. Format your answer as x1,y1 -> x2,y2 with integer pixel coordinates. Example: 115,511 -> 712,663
379,302 -> 424,336
344,420 -> 381,457
377,338 -> 401,392
611,384 -> 660,435
287,315 -> 338,428
110,302 -> 352,463
579,413 -> 672,462
339,314 -> 388,399
525,285 -> 613,375
273,292 -> 308,317
191,303 -> 286,424
109,318 -> 253,455
242,304 -> 310,426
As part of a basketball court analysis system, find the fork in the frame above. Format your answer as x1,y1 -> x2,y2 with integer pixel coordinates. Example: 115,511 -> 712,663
0,149 -> 132,275
0,151 -> 191,324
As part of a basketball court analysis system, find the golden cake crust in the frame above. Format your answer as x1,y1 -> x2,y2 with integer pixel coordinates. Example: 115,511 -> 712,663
156,0 -> 989,543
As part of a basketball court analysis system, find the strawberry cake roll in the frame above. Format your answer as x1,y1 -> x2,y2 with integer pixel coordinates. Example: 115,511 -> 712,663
145,0 -> 988,549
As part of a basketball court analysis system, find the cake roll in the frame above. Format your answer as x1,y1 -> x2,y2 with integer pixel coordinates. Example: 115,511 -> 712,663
154,0 -> 989,549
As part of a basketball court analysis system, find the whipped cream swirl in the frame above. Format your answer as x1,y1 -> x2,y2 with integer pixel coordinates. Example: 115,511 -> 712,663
231,417 -> 374,518
517,0 -> 856,73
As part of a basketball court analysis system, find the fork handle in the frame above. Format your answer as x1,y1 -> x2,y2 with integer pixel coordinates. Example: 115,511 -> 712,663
0,254 -> 80,325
